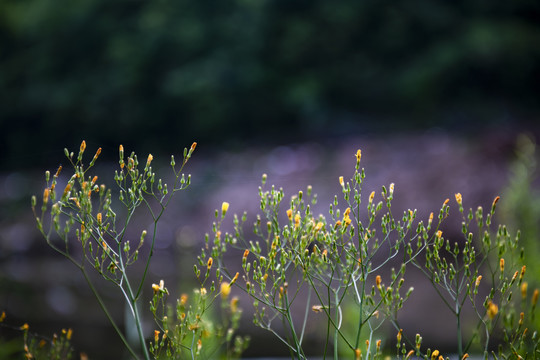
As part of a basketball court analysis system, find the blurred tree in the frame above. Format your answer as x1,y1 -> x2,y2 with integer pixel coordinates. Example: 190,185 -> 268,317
1,0 -> 539,168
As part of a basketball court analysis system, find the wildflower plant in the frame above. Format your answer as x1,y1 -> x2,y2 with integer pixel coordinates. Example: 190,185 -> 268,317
203,149 -> 540,360
407,191 -> 539,359
204,150 -> 431,359
31,141 -> 198,359
0,313 -> 74,360
20,323 -> 74,360
148,263 -> 249,359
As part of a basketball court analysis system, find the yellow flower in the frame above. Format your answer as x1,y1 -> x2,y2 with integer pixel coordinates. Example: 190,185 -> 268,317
431,350 -> 440,360
354,348 -> 361,360
221,282 -> 231,299
475,275 -> 482,287
230,296 -> 239,313
369,191 -> 375,204
179,294 -> 188,306
221,202 -> 229,217
533,289 -> 539,306
152,280 -> 165,294
343,207 -> 352,227
80,140 -> 86,153
286,209 -> 293,220
207,257 -> 213,270
436,230 -> 443,239
487,301 -> 498,319
500,258 -> 505,273
455,193 -> 462,205
146,154 -> 153,167
396,328 -> 403,343
375,275 -> 382,289
294,213 -> 301,228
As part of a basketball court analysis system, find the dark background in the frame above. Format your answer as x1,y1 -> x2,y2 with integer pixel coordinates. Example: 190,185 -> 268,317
1,0 -> 539,169
1,0 -> 540,358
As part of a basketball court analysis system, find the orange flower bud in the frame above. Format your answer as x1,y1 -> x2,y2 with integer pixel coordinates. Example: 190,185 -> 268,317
43,188 -> 50,205
475,275 -> 482,287
230,272 -> 239,285
492,196 -> 500,209
521,282 -> 528,299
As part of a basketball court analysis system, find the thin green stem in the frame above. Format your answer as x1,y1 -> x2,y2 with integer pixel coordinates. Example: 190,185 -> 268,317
80,267 -> 140,359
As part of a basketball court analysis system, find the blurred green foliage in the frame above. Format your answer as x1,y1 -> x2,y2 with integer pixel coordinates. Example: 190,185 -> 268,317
1,0 -> 539,168
501,135 -> 540,281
